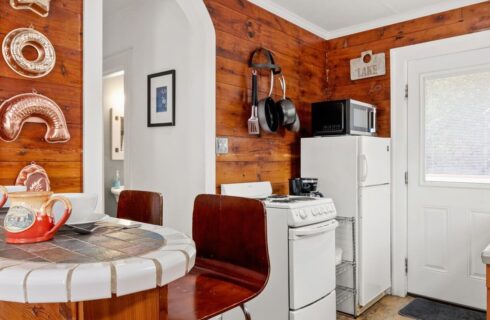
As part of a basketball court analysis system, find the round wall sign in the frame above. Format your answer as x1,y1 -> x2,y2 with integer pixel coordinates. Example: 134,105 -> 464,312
2,27 -> 56,78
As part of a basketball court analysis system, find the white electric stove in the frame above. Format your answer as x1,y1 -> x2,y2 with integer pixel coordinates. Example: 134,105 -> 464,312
221,182 -> 338,320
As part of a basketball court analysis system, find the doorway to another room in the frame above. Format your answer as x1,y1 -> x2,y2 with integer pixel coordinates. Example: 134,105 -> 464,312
103,70 -> 126,216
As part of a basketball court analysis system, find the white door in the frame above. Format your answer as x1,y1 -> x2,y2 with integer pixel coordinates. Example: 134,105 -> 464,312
359,137 -> 391,187
407,46 -> 490,309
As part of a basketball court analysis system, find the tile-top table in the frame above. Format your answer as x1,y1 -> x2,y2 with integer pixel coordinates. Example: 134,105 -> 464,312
0,212 -> 196,304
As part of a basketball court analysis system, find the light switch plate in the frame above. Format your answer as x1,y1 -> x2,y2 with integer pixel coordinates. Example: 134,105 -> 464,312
216,137 -> 229,154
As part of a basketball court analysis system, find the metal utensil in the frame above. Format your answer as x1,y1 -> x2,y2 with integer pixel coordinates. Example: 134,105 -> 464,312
68,224 -> 104,235
67,222 -> 141,235
248,70 -> 260,135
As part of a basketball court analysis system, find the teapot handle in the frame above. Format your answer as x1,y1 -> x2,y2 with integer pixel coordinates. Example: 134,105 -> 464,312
41,195 -> 72,238
0,186 -> 7,208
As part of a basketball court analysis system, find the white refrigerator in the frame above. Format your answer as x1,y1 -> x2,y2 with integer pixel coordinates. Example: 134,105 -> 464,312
301,136 -> 391,315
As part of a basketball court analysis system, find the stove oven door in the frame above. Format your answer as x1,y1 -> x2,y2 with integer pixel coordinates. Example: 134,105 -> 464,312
289,219 -> 338,311
290,290 -> 336,320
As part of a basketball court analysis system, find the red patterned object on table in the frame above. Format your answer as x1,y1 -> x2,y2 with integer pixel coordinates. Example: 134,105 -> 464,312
1,190 -> 71,244
16,162 -> 51,192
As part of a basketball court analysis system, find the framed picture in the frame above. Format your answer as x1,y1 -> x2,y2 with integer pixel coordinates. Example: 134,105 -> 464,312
147,70 -> 176,127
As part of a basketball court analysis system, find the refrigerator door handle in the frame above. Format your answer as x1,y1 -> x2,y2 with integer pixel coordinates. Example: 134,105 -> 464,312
360,154 -> 368,182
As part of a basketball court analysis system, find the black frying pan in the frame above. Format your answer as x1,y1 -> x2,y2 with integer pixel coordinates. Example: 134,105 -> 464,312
258,70 -> 279,133
276,75 -> 297,126
286,115 -> 301,133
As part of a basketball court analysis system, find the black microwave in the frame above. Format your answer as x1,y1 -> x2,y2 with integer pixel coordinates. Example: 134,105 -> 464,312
312,99 -> 377,136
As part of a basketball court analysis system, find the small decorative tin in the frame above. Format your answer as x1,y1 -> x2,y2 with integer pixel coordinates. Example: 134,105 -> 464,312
10,0 -> 51,17
16,162 -> 51,192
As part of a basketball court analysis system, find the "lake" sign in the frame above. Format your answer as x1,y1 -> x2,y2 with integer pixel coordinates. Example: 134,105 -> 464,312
350,50 -> 386,80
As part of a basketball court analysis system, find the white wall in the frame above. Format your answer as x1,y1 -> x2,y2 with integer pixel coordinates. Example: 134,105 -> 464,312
103,0 -> 215,235
84,0 -> 104,213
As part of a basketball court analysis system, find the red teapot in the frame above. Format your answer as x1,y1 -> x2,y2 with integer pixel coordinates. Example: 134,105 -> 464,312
0,186 -> 71,244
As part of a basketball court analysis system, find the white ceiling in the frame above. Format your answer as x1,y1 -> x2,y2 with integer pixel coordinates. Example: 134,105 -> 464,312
249,0 -> 487,39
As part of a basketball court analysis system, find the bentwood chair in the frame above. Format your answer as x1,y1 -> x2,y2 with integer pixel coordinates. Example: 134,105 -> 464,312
162,194 -> 270,320
117,190 -> 163,225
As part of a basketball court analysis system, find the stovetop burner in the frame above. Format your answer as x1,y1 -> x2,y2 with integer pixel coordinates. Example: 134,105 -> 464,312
267,196 -> 318,203
267,195 -> 289,199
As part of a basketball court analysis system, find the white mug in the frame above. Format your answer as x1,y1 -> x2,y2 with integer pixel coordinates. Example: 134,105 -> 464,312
52,193 -> 98,224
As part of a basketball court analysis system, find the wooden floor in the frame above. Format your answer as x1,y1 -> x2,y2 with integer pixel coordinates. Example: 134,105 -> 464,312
337,295 -> 415,320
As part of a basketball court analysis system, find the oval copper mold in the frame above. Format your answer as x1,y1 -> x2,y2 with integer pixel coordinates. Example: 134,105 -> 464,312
0,93 -> 70,144
2,28 -> 56,78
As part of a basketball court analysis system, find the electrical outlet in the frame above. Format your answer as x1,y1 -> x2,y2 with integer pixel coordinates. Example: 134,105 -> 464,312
216,137 -> 229,154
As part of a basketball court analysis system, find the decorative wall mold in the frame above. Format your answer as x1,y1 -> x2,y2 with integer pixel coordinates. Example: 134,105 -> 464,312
0,0 -> 83,193
0,92 -> 70,144
10,0 -> 50,17
2,27 -> 56,78
15,162 -> 51,192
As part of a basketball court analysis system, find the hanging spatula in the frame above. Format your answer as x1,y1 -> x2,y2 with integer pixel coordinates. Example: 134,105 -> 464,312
248,70 -> 260,135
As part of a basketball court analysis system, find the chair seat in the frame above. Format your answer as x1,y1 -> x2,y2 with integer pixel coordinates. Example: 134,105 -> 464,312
162,262 -> 267,320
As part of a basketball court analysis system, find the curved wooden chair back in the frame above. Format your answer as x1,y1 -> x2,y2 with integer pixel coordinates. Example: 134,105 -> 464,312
117,190 -> 163,226
162,195 -> 269,320
192,194 -> 269,290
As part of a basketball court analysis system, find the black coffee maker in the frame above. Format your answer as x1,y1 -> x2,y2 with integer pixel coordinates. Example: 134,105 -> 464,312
289,178 -> 324,197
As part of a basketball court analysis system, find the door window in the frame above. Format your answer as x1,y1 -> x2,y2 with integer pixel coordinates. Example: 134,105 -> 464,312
423,68 -> 490,184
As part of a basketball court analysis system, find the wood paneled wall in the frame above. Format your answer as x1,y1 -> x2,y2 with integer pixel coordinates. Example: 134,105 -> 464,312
204,0 -> 328,194
326,2 -> 490,137
0,0 -> 83,192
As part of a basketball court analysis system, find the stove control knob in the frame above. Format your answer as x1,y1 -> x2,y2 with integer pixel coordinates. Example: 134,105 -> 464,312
299,210 -> 308,219
312,208 -> 318,216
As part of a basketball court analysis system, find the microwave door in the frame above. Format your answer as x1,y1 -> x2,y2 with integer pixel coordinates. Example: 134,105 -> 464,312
314,102 -> 345,135
369,108 -> 377,134
350,103 -> 370,135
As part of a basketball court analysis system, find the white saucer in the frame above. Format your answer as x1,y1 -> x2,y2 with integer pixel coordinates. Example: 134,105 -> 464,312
66,213 -> 109,226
